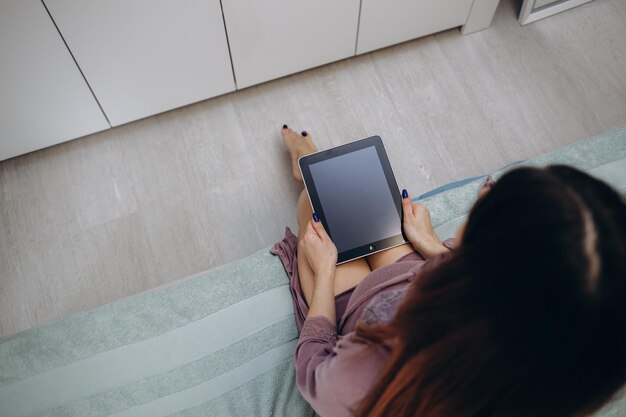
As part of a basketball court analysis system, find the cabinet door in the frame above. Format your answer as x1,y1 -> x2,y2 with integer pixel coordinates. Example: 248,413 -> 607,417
222,0 -> 360,89
357,0 -> 474,54
44,0 -> 236,126
0,1 -> 109,161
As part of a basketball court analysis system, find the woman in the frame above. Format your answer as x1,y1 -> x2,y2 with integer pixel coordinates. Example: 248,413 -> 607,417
272,126 -> 626,417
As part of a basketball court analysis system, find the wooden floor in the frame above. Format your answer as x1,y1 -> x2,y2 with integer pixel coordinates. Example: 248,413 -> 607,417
1,0 -> 625,338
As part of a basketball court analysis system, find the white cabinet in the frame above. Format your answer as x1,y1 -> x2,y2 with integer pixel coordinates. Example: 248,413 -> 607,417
221,0 -> 361,89
357,0 -> 475,54
1,0 -> 499,161
44,0 -> 236,126
0,0 -> 109,161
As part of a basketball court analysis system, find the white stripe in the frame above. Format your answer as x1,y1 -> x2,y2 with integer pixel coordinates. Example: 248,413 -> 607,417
110,341 -> 296,417
0,285 -> 293,417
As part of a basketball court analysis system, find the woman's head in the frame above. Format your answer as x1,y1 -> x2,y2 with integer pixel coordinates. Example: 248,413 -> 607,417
356,165 -> 626,417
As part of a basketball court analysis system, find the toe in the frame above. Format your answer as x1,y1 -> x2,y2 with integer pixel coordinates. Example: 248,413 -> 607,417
280,125 -> 293,137
302,130 -> 315,144
299,129 -> 313,141
281,127 -> 302,141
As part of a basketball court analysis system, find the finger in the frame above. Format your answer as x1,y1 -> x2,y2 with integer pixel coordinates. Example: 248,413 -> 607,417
304,218 -> 319,239
412,201 -> 429,217
401,191 -> 415,217
402,197 -> 414,211
311,215 -> 330,240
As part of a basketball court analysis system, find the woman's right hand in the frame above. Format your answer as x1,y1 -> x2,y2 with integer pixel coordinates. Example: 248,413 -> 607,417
300,215 -> 338,277
300,215 -> 338,322
401,190 -> 449,258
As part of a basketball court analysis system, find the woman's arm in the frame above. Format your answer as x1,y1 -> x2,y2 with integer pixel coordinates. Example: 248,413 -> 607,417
307,269 -> 336,323
401,190 -> 450,258
299,215 -> 338,322
294,216 -> 346,412
295,324 -> 389,417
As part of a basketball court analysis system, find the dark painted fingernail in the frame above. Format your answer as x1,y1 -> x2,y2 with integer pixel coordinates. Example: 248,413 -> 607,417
301,131 -> 308,137
282,124 -> 288,129
313,213 -> 320,222
402,189 -> 408,199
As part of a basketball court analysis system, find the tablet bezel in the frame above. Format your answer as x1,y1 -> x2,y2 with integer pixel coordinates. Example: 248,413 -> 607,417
298,136 -> 407,264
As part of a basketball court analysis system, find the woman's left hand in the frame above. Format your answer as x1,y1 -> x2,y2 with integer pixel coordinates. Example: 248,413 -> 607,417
401,191 -> 449,258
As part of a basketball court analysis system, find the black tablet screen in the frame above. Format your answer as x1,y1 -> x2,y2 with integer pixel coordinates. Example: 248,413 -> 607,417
308,146 -> 401,253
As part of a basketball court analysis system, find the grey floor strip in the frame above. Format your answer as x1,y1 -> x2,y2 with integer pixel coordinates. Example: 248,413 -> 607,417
0,285 -> 293,417
109,341 -> 297,417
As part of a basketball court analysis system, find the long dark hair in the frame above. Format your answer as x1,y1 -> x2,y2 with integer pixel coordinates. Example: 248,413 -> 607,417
355,165 -> 626,417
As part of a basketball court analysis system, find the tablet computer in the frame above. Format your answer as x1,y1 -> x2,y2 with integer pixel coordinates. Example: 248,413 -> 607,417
298,136 -> 407,264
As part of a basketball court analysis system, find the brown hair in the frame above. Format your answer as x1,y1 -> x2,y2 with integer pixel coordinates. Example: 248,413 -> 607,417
355,166 -> 626,417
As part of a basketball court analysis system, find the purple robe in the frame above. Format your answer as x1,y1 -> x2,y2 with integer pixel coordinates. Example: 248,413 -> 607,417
272,228 -> 455,416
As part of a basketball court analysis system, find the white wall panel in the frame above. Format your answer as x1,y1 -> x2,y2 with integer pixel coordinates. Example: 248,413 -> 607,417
222,0 -> 361,89
0,0 -> 109,161
45,0 -> 236,126
357,0 -> 474,54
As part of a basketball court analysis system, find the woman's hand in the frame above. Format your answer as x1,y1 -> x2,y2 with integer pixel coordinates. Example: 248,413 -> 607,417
301,214 -> 338,322
300,215 -> 338,277
401,190 -> 449,258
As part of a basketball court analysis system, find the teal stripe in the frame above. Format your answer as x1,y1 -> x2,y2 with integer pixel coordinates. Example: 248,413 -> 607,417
588,159 -> 626,194
170,361 -> 312,417
0,248 -> 287,387
109,341 -> 296,417
0,285 -> 293,417
35,318 -> 298,417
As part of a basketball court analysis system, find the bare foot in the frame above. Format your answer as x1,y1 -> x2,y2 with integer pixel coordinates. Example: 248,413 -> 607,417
281,126 -> 318,183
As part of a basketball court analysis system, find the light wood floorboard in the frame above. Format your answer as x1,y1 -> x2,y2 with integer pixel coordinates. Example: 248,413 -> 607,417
1,0 -> 625,337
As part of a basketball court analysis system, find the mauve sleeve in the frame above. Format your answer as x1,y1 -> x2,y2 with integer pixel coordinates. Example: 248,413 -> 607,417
443,237 -> 456,250
295,316 -> 338,399
295,316 -> 389,417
